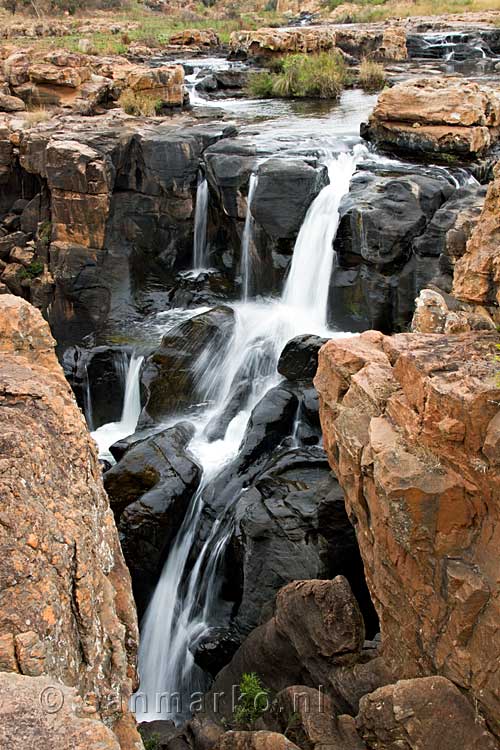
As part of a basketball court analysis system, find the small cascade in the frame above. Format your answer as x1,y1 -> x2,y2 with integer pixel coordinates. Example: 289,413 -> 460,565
193,173 -> 209,271
91,353 -> 144,463
282,148 -> 362,329
135,148 -> 363,722
241,173 -> 258,301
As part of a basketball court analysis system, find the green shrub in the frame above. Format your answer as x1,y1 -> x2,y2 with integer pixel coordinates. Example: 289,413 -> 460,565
248,71 -> 275,98
119,89 -> 163,117
19,260 -> 44,280
138,728 -> 161,750
248,52 -> 347,100
233,672 -> 270,728
358,59 -> 386,92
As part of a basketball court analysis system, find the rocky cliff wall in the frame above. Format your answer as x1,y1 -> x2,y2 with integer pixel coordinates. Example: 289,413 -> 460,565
0,294 -> 141,749
315,329 -> 500,740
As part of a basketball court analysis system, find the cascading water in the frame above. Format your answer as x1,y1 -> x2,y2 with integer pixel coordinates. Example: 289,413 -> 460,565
134,146 -> 363,722
193,173 -> 209,271
241,173 -> 258,301
91,353 -> 144,463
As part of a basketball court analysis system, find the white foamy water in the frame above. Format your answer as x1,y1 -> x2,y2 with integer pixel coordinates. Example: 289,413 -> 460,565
91,353 -> 144,463
134,146 -> 362,722
193,173 -> 209,271
241,172 -> 258,301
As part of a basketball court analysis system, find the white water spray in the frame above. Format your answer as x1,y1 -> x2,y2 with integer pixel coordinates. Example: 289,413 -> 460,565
241,173 -> 258,300
193,174 -> 209,270
91,353 -> 144,463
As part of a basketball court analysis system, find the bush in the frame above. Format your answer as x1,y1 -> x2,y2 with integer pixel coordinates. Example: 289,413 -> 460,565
248,52 -> 347,100
358,59 -> 386,92
248,71 -> 275,98
118,89 -> 163,117
233,673 -> 270,728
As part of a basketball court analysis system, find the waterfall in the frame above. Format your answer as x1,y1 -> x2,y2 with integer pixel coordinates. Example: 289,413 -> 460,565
241,173 -> 258,301
193,173 -> 209,270
134,148 -> 362,722
91,353 -> 144,463
282,148 -> 361,328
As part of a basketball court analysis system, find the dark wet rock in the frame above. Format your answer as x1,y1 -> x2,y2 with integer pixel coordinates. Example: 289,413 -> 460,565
139,720 -> 191,750
168,270 -> 236,309
329,169 -> 456,332
251,160 -> 328,240
406,29 -> 500,60
0,231 -> 30,260
204,139 -> 258,220
61,344 -> 132,429
277,335 -> 327,382
21,190 -> 50,235
204,576 -> 366,722
192,627 -> 241,678
413,182 -> 486,293
139,306 -> 235,425
17,120 -> 233,346
104,422 -> 201,615
230,446 -> 377,638
236,385 -> 298,475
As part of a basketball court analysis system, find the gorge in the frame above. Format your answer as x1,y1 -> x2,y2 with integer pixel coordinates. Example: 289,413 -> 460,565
0,6 -> 500,750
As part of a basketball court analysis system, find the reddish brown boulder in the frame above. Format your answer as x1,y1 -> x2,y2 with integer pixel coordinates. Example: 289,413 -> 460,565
215,731 -> 300,750
363,78 -> 500,157
453,160 -> 500,307
356,676 -> 498,749
315,330 -> 500,739
0,295 -> 141,748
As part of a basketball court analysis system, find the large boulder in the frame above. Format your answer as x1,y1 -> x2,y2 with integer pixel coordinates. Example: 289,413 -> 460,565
0,295 -> 140,748
139,306 -> 235,424
362,78 -> 500,158
205,576 -> 366,721
229,27 -> 336,60
356,676 -> 498,749
315,329 -> 500,740
104,423 -> 201,615
330,168 -> 454,332
277,335 -> 328,382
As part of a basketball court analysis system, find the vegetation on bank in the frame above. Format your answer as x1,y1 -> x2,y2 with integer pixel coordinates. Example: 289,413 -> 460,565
358,59 -> 386,92
119,88 -> 162,116
233,672 -> 270,728
326,0 -> 500,23
248,52 -> 347,100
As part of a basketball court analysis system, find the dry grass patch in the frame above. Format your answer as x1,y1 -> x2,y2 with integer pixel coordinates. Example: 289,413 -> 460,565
118,88 -> 162,116
359,59 -> 386,92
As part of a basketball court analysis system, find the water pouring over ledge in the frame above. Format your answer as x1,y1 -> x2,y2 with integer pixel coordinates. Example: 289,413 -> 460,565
134,144 -> 366,722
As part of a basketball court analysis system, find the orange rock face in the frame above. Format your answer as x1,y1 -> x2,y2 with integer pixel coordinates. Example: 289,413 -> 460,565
315,330 -> 500,740
363,78 -> 500,157
229,27 -> 337,58
0,295 -> 140,748
453,161 -> 500,306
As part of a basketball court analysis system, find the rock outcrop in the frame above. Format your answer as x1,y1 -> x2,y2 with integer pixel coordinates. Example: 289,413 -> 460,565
0,294 -> 141,748
362,78 -> 500,158
315,329 -> 500,740
453,160 -> 500,306
0,47 -> 185,111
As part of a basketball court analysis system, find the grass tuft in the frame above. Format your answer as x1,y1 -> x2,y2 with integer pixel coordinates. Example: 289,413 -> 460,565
358,58 -> 386,92
248,52 -> 347,100
118,88 -> 162,116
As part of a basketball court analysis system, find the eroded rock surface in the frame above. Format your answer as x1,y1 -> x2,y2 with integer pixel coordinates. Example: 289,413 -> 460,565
362,78 -> 500,158
315,329 -> 500,739
0,294 -> 141,748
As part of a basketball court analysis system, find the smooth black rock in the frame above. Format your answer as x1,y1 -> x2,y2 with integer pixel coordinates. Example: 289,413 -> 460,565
104,422 -> 201,616
139,305 -> 235,425
191,627 -> 241,678
277,334 -> 327,382
61,344 -> 132,430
